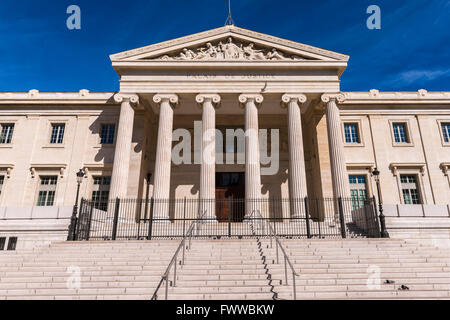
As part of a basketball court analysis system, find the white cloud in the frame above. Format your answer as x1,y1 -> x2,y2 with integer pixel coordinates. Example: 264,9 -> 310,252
384,68 -> 450,86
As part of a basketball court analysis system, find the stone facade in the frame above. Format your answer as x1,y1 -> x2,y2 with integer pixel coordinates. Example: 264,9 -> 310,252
0,25 -> 449,226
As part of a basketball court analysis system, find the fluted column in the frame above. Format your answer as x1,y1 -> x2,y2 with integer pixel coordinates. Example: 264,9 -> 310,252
239,94 -> 264,218
109,93 -> 139,200
281,94 -> 308,219
152,94 -> 179,220
196,94 -> 221,221
321,93 -> 351,202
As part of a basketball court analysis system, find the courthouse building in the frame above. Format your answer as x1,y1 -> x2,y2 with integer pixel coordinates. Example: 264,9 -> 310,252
0,26 -> 449,245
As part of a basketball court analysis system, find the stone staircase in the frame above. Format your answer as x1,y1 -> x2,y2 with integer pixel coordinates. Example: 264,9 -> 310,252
0,241 -> 179,300
160,239 -> 274,300
269,239 -> 450,300
1,238 -> 449,300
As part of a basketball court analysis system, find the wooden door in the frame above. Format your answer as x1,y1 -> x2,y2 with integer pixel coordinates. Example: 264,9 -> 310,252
215,173 -> 245,222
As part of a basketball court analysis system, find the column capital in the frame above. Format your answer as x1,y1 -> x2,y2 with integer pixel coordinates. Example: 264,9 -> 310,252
153,94 -> 179,107
113,93 -> 139,105
238,94 -> 264,108
281,94 -> 307,108
321,93 -> 346,104
196,94 -> 221,108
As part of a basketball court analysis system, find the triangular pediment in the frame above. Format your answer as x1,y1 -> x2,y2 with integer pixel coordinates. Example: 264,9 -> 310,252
110,25 -> 349,63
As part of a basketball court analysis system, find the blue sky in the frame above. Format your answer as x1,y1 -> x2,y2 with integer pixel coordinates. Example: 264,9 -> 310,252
0,0 -> 449,92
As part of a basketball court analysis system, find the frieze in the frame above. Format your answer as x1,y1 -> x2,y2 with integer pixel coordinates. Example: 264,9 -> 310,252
152,37 -> 307,62
186,73 -> 276,80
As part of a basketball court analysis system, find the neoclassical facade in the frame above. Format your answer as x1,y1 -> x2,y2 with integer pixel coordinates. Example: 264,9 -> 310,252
1,25 -> 450,222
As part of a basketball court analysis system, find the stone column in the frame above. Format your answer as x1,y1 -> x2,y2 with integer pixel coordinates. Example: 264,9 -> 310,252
196,94 -> 221,221
321,93 -> 351,202
239,94 -> 264,218
109,93 -> 139,200
152,94 -> 179,220
281,94 -> 308,219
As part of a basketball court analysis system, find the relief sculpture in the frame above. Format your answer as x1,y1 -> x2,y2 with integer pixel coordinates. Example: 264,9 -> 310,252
156,37 -> 306,61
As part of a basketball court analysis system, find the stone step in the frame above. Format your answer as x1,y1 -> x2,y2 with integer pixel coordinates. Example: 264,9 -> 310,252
274,283 -> 450,292
168,286 -> 271,294
276,290 -> 450,300
157,292 -> 275,300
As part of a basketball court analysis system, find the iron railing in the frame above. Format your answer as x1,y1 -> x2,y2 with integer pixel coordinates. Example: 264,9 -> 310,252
74,197 -> 381,241
248,210 -> 299,300
151,211 -> 206,300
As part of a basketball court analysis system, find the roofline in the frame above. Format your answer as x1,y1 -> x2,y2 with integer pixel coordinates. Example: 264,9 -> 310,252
0,90 -> 117,105
110,25 -> 349,62
340,90 -> 450,104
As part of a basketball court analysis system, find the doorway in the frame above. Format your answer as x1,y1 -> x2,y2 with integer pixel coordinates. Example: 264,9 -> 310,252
215,172 -> 245,222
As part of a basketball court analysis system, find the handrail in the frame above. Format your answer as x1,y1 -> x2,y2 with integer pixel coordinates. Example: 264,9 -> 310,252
151,211 -> 206,300
250,210 -> 299,300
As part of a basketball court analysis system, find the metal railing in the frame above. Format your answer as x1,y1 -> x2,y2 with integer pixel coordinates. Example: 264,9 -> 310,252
249,210 -> 299,300
151,211 -> 206,300
74,197 -> 381,241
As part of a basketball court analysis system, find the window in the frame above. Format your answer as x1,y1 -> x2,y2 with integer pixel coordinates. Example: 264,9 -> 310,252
344,123 -> 360,143
100,124 -> 116,145
7,237 -> 17,251
392,123 -> 409,143
400,175 -> 421,204
0,124 -> 14,144
349,175 -> 367,209
442,123 -> 450,143
0,175 -> 4,197
50,124 -> 65,144
37,176 -> 58,206
92,176 -> 111,211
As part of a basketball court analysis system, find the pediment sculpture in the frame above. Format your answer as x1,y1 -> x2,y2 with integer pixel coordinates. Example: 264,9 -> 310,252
154,37 -> 307,61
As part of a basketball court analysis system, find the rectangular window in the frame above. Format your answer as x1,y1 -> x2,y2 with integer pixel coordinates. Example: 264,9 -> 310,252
0,237 -> 6,251
344,123 -> 360,143
100,124 -> 116,145
0,124 -> 14,144
400,175 -> 421,204
7,237 -> 17,251
349,175 -> 367,209
92,176 -> 111,211
50,124 -> 65,144
393,123 -> 409,143
36,176 -> 58,206
442,123 -> 450,143
0,175 -> 4,197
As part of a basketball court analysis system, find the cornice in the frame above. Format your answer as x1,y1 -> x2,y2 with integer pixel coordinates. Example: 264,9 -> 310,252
30,164 -> 68,179
0,90 -> 116,105
346,162 -> 376,170
389,162 -> 426,176
341,90 -> 450,104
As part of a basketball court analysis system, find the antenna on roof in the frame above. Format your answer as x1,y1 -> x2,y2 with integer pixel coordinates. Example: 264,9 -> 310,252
225,0 -> 235,26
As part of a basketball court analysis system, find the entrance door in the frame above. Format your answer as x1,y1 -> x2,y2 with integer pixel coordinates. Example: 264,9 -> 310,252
215,173 -> 245,222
